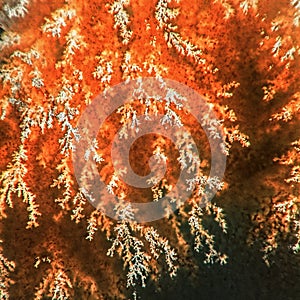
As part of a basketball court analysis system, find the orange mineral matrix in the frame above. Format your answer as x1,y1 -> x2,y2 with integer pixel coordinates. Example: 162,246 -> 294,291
0,0 -> 299,299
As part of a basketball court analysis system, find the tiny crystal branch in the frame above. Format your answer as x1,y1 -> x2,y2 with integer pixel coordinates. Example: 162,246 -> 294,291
189,202 -> 227,265
0,145 -> 40,228
41,7 -> 76,38
108,0 -> 133,45
107,218 -> 178,295
34,260 -> 73,300
2,0 -> 29,19
155,0 -> 205,65
51,156 -> 74,210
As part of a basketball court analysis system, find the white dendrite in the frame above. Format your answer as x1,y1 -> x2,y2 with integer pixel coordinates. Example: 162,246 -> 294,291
107,220 -> 178,294
240,0 -> 258,14
291,0 -> 300,26
34,262 -> 73,300
175,131 -> 201,174
155,0 -> 180,29
106,168 -> 127,194
214,0 -> 235,19
272,36 -> 282,56
108,0 -> 133,45
121,51 -> 142,82
114,200 -> 136,221
10,48 -> 40,65
20,106 -> 49,140
107,221 -> 151,289
2,0 -> 29,19
93,51 -> 114,92
189,202 -> 227,265
84,138 -> 104,163
117,103 -> 141,139
41,7 -> 76,38
51,156 -> 74,210
0,145 -> 41,228
155,0 -> 205,64
64,29 -> 87,57
56,105 -> 81,156
30,68 -> 44,89
0,31 -> 20,51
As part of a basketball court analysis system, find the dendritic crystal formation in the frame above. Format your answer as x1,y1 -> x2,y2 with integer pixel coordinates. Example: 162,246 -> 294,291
0,0 -> 299,299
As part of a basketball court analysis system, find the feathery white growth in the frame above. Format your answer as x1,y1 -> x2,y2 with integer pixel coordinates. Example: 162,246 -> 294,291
34,264 -> 73,300
93,61 -> 113,81
30,68 -> 44,89
51,156 -> 74,210
56,104 -> 81,156
20,106 -> 48,140
155,0 -> 180,29
217,81 -> 240,99
272,36 -> 282,56
51,270 -> 73,299
106,169 -> 127,194
214,0 -> 235,19
56,84 -> 75,104
93,51 -> 114,92
3,0 -> 29,19
46,106 -> 56,129
153,146 -> 167,164
223,125 -> 250,152
0,31 -> 20,51
0,65 -> 23,97
189,202 -> 227,264
117,103 -> 141,138
10,48 -> 40,65
126,243 -> 151,288
64,29 -> 87,56
272,140 -> 300,253
86,208 -> 112,241
108,222 -> 179,296
107,221 -> 151,289
0,97 -> 9,120
270,94 -> 300,122
42,7 -> 76,38
207,176 -> 225,191
86,210 -> 99,241
177,146 -> 200,173
160,106 -> 183,127
240,0 -> 258,14
175,131 -> 201,173
207,119 -> 223,139
141,226 -> 178,278
121,51 -> 142,82
71,190 -> 87,223
201,114 -> 223,140
0,145 -> 41,228
291,0 -> 300,26
84,138 -> 104,163
114,200 -> 136,221
284,141 -> 300,184
281,47 -> 296,62
108,0 -> 133,45
186,175 -> 207,194
155,0 -> 205,64
262,85 -> 276,102
292,220 -> 300,253
143,53 -> 169,78
165,87 -> 186,108
240,0 -> 249,13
